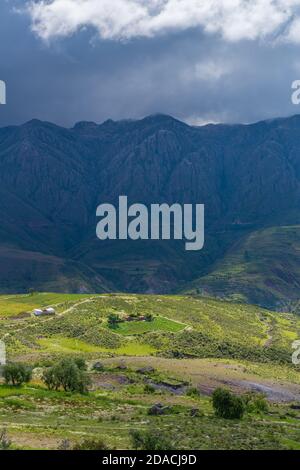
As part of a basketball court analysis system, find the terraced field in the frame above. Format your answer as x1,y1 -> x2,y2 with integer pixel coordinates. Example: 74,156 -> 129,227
0,293 -> 300,450
1,292 -> 299,363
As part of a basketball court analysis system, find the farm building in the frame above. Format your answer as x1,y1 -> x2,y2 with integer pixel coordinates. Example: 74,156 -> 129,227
34,308 -> 56,317
124,315 -> 147,322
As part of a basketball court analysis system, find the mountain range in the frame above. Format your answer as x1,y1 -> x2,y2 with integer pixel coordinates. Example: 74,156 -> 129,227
1,113 -> 300,309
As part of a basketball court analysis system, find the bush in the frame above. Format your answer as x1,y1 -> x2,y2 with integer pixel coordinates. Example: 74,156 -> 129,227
0,428 -> 11,450
148,403 -> 170,415
72,438 -> 108,450
108,313 -> 120,328
144,384 -> 155,394
145,313 -> 154,322
243,392 -> 269,413
186,387 -> 201,398
212,388 -> 245,420
73,357 -> 87,371
92,362 -> 104,372
130,429 -> 174,450
42,359 -> 90,393
58,439 -> 71,450
3,363 -> 32,386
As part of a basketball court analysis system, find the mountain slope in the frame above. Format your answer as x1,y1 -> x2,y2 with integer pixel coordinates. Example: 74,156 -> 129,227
0,114 -> 300,306
186,226 -> 300,309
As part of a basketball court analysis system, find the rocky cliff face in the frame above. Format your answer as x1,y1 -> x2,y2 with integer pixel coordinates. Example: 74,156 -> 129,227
0,114 -> 300,306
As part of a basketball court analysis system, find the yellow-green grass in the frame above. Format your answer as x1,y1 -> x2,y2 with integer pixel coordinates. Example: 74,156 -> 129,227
0,292 -> 93,318
38,336 -> 155,356
0,370 -> 299,450
1,293 -> 300,363
1,292 -> 300,451
106,316 -> 186,335
74,293 -> 300,349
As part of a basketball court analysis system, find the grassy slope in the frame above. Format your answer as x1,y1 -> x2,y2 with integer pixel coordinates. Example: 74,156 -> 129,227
186,226 -> 300,309
0,292 -> 299,363
1,378 -> 300,450
0,246 -> 112,294
1,292 -> 300,450
0,292 -> 93,317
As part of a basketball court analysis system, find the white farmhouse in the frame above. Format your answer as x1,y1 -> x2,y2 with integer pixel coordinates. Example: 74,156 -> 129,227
34,309 -> 43,316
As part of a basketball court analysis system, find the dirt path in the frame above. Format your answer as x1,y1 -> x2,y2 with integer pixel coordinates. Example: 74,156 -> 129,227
258,313 -> 275,348
57,297 -> 97,316
1,297 -> 97,341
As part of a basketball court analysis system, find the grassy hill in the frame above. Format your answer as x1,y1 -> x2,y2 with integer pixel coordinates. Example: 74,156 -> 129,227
1,292 -> 299,364
1,292 -> 300,450
186,226 -> 300,309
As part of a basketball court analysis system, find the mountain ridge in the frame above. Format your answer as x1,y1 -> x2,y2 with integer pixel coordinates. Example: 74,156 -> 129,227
1,113 -> 300,308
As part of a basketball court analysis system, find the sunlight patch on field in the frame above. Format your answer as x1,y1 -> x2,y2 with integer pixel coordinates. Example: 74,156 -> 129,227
0,293 -> 93,318
107,316 -> 187,336
37,336 -> 155,356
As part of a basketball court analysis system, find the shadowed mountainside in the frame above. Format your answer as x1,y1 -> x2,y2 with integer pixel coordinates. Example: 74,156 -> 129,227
1,114 -> 300,307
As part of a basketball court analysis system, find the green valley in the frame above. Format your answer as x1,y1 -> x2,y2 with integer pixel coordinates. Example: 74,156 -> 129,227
0,293 -> 299,450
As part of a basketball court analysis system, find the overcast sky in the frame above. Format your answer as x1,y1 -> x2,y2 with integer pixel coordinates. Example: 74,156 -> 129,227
1,0 -> 300,127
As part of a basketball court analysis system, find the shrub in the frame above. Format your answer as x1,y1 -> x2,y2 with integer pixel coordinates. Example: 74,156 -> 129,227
108,313 -> 120,328
148,403 -> 170,415
186,387 -> 201,398
73,357 -> 87,371
145,313 -> 154,322
243,392 -> 269,413
212,388 -> 245,420
0,428 -> 11,450
3,363 -> 32,386
42,359 -> 90,393
92,362 -> 104,372
130,429 -> 174,450
72,438 -> 108,450
144,384 -> 155,394
58,439 -> 71,450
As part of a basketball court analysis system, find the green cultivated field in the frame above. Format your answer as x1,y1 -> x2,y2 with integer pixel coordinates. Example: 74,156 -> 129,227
0,292 -> 300,450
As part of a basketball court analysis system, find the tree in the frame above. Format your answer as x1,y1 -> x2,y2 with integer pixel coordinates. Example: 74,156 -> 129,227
108,313 -> 120,328
212,388 -> 245,420
42,366 -> 60,391
3,363 -> 32,386
42,359 -> 90,394
130,429 -> 175,450
73,357 -> 87,371
145,313 -> 153,322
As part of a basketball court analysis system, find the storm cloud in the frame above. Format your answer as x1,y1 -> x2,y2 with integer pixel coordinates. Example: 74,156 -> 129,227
0,1 -> 300,127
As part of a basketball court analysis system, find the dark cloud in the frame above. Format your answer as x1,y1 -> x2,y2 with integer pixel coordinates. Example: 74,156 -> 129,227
0,1 -> 299,127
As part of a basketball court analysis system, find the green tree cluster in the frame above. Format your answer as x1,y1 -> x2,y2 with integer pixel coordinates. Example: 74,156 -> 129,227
42,358 -> 90,393
3,363 -> 32,386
